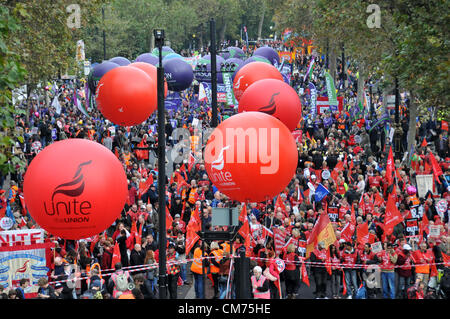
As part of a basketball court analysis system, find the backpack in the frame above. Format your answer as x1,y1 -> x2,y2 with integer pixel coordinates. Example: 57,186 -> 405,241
355,283 -> 367,299
114,272 -> 129,292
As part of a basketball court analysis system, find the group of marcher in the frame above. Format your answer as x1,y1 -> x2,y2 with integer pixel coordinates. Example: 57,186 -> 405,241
0,40 -> 449,300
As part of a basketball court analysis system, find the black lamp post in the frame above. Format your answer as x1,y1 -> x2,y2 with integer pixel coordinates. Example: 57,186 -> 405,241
154,28 -> 167,300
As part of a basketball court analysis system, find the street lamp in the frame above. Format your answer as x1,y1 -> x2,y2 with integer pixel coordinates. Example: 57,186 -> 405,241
154,28 -> 167,300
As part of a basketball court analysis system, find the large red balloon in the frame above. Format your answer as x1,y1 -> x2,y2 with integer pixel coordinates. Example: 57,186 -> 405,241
96,66 -> 157,127
233,62 -> 283,101
204,112 -> 298,202
238,79 -> 302,132
23,139 -> 128,240
129,62 -> 168,97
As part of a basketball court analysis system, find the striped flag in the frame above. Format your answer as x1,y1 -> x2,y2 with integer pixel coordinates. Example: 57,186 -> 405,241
306,212 -> 337,258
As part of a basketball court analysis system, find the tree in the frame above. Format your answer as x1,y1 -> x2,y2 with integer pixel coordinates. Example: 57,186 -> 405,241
0,5 -> 27,175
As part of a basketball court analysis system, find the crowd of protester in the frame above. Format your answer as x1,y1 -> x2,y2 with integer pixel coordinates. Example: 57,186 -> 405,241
0,39 -> 448,300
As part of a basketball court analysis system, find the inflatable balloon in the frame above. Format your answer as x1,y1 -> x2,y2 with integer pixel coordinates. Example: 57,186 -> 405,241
226,58 -> 245,82
87,61 -> 120,93
96,66 -> 157,126
202,54 -> 226,67
135,53 -> 159,65
221,46 -> 246,60
245,55 -> 271,65
23,139 -> 128,240
163,58 -> 194,91
129,62 -> 168,97
204,112 -> 298,203
195,58 -> 223,83
152,46 -> 175,58
238,79 -> 302,132
253,46 -> 281,66
232,56 -> 271,82
233,62 -> 284,101
109,56 -> 131,66
163,53 -> 184,61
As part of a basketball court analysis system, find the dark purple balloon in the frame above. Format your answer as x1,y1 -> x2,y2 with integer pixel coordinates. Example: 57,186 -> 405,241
202,54 -> 226,68
88,61 -> 120,92
162,58 -> 194,92
135,53 -> 159,65
109,56 -> 131,66
221,47 -> 246,60
253,46 -> 280,66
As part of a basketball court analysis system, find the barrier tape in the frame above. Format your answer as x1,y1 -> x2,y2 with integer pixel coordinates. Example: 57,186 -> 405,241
35,255 -> 449,288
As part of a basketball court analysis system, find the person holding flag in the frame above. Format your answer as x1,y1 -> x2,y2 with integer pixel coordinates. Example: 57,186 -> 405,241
309,241 -> 329,299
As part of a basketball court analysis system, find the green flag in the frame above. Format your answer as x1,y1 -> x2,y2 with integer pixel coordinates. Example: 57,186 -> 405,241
325,71 -> 338,107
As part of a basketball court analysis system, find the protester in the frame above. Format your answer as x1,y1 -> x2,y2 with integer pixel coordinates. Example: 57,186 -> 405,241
1,40 -> 448,300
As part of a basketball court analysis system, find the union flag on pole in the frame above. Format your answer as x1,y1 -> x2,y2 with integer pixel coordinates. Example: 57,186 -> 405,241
305,212 -> 337,258
386,146 -> 395,186
111,242 -> 121,267
384,193 -> 404,236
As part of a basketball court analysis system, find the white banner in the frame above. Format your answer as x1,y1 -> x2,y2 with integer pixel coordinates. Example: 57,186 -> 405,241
0,229 -> 45,247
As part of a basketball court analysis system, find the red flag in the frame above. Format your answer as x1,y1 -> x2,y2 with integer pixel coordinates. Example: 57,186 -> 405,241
18,194 -> 27,216
442,252 -> 450,267
350,203 -> 356,226
111,242 -> 121,267
189,206 -> 201,232
429,152 -> 443,184
386,146 -> 395,186
341,222 -> 356,243
239,203 -> 248,224
374,192 -> 384,208
238,213 -> 251,257
442,121 -> 448,132
274,195 -> 287,217
114,147 -> 120,159
325,248 -> 332,275
342,270 -> 347,295
166,206 -> 173,231
384,193 -> 404,236
137,223 -> 142,245
188,152 -> 196,172
421,138 -> 428,148
185,226 -> 200,256
356,221 -> 370,245
301,260 -> 310,286
420,212 -> 429,237
139,175 -> 154,198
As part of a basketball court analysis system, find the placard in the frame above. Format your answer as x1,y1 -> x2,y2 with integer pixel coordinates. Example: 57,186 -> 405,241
416,174 -> 435,197
429,225 -> 440,238
371,241 -> 383,254
405,218 -> 419,238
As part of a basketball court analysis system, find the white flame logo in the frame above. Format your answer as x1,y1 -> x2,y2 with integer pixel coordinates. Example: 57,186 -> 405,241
234,75 -> 244,89
211,145 -> 230,171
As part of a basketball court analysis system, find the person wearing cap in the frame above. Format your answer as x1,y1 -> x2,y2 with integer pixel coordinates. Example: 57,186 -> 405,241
378,242 -> 398,299
53,283 -> 64,299
396,243 -> 414,299
251,266 -> 270,299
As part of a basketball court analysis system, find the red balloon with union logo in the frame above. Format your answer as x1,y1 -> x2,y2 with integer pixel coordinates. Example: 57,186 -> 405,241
204,112 -> 298,203
129,62 -> 168,97
23,139 -> 128,240
95,66 -> 157,127
233,62 -> 283,101
238,78 -> 302,132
